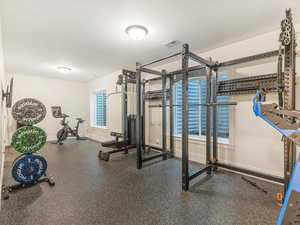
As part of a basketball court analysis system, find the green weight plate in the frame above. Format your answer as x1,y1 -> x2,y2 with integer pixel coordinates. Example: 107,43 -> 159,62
11,126 -> 47,154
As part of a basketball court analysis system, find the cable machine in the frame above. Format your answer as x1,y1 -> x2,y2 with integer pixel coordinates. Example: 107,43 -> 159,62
98,69 -> 137,161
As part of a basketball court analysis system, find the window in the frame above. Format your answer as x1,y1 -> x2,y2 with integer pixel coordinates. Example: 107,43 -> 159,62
174,79 -> 201,136
215,78 -> 230,138
92,90 -> 107,127
174,78 -> 229,139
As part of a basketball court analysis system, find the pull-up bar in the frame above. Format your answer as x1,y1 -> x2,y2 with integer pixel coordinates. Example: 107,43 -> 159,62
140,67 -> 162,76
140,52 -> 182,68
168,65 -> 206,76
189,52 -> 213,67
218,50 -> 279,68
145,65 -> 207,83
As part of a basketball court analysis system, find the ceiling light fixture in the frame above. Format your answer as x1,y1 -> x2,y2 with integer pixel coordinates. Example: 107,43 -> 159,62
125,25 -> 148,40
57,66 -> 72,73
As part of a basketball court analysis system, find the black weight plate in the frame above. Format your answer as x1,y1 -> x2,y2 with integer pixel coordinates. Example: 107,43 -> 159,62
12,98 -> 46,125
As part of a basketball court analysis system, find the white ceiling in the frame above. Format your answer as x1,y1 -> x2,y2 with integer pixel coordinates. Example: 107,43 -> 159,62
1,0 -> 300,82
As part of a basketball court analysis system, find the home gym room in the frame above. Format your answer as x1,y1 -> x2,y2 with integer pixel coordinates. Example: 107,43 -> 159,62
0,1 -> 300,225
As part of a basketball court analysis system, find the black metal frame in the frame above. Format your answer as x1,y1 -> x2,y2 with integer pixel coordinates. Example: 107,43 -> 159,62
180,43 -> 287,190
136,47 -> 214,170
136,48 -> 213,169
138,42 -> 286,190
179,43 -> 288,191
3,173 -> 55,200
135,64 -> 172,169
121,69 -> 136,138
135,13 -> 294,189
57,116 -> 85,144
216,73 -> 278,96
98,69 -> 137,161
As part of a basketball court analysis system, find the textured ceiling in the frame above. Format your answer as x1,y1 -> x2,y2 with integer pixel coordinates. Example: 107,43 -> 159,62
1,0 -> 299,81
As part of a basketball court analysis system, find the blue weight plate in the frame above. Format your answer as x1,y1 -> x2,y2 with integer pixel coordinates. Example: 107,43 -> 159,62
12,154 -> 48,184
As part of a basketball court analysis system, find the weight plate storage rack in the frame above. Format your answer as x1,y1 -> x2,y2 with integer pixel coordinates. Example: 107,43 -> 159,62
3,98 -> 55,198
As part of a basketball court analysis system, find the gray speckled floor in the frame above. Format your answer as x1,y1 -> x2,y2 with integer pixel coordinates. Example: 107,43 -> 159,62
0,140 -> 282,225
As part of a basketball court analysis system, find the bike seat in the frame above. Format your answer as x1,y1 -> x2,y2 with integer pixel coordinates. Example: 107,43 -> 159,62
76,118 -> 85,123
110,132 -> 124,137
62,114 -> 70,118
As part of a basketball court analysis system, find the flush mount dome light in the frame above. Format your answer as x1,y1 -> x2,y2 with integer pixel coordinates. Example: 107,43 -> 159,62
126,25 -> 148,40
57,66 -> 72,73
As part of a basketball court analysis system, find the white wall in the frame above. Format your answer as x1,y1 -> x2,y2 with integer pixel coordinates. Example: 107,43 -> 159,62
0,18 -> 5,91
86,70 -> 135,142
86,70 -> 137,142
86,24 -> 300,178
7,74 -> 88,141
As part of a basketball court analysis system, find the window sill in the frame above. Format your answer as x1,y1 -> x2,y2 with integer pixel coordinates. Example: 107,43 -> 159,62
173,135 -> 230,145
90,125 -> 108,129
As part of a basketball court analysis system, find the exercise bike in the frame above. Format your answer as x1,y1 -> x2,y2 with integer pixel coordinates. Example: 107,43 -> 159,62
51,106 -> 85,145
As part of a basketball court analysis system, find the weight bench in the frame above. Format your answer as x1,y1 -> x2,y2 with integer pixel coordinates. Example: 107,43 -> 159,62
101,132 -> 127,148
98,132 -> 135,161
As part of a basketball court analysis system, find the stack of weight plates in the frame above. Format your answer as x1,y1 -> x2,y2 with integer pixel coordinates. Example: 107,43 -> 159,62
11,98 -> 48,184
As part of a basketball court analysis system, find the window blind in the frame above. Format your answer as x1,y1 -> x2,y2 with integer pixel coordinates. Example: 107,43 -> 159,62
174,79 -> 200,136
174,78 -> 229,139
95,91 -> 107,127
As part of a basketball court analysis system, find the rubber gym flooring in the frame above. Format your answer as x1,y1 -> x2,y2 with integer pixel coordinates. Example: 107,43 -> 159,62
0,140 -> 282,225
